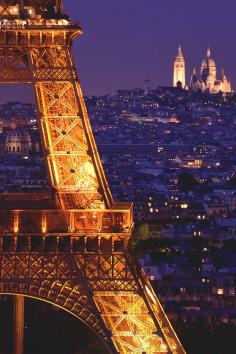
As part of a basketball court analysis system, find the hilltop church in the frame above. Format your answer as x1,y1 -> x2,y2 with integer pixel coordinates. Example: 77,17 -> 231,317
173,46 -> 232,94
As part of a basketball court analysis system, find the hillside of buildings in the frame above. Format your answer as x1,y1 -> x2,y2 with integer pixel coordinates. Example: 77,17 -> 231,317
1,88 -> 236,352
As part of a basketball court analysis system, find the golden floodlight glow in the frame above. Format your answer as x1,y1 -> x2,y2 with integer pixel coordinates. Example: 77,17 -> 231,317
0,2 -> 186,353
41,213 -> 47,234
160,343 -> 168,351
145,285 -> 157,304
13,211 -> 19,234
84,160 -> 96,178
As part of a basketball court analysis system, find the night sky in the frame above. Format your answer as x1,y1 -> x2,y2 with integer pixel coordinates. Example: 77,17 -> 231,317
65,0 -> 236,94
0,0 -> 236,101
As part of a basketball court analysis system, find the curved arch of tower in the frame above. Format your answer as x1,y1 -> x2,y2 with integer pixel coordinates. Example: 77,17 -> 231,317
0,1 -> 186,353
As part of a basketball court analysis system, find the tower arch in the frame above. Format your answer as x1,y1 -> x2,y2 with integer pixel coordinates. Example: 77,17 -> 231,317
0,287 -> 113,353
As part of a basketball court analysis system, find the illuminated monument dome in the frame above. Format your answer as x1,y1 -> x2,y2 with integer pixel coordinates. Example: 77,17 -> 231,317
0,1 -> 186,354
173,46 -> 232,93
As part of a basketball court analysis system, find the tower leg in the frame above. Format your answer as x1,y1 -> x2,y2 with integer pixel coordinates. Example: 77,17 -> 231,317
13,296 -> 24,354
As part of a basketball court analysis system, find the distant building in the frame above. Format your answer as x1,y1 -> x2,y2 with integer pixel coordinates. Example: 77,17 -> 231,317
5,130 -> 32,154
144,77 -> 152,94
173,45 -> 186,88
190,48 -> 232,93
173,46 -> 232,93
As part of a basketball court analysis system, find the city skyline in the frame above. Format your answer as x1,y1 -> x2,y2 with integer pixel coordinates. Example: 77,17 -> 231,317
63,0 -> 236,94
0,0 -> 235,102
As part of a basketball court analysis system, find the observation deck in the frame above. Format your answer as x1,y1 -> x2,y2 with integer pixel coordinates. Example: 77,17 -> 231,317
0,202 -> 133,237
2,203 -> 132,234
0,18 -> 81,30
0,203 -> 133,254
0,0 -> 81,30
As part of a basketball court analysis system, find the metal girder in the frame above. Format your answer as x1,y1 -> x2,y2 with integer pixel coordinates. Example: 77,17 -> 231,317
29,45 -> 113,209
0,247 -> 185,353
0,14 -> 186,354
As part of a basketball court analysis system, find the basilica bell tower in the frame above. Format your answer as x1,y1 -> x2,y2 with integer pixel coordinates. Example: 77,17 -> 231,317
173,45 -> 186,88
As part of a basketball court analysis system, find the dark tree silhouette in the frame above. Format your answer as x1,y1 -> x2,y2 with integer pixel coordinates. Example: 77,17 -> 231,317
178,172 -> 199,191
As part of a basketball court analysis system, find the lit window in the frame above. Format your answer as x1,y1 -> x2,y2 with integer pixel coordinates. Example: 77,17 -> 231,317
217,288 -> 224,295
181,204 -> 188,209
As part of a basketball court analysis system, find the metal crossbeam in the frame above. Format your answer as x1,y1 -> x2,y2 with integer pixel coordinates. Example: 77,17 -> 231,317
0,3 -> 186,354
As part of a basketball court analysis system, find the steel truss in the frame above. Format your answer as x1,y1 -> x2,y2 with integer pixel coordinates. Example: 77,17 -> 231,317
0,3 -> 186,353
0,235 -> 185,353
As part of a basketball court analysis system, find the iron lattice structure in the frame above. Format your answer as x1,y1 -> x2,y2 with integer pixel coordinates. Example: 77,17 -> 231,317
0,1 -> 186,353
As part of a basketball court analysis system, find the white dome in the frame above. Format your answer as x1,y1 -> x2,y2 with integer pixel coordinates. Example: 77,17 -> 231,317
201,57 -> 216,68
206,74 -> 215,82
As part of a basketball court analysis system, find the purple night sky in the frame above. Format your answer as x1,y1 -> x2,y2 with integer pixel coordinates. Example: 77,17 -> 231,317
0,0 -> 236,101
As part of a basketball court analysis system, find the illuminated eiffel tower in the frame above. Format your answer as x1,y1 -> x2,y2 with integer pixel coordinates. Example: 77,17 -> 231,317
0,1 -> 186,353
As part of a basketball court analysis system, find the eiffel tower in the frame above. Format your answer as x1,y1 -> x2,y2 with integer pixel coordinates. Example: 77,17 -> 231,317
0,1 -> 186,353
